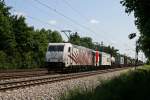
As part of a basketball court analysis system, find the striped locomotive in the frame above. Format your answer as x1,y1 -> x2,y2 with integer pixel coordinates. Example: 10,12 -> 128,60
45,43 -> 100,70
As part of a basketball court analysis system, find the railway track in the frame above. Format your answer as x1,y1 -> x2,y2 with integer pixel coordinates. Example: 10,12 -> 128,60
0,68 -> 49,80
0,67 -> 130,91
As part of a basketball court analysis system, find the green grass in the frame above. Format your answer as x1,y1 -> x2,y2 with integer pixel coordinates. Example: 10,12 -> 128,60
61,65 -> 150,100
139,64 -> 150,69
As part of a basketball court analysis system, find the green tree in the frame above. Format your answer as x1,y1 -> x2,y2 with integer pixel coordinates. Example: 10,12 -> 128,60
11,15 -> 35,68
80,37 -> 94,49
121,0 -> 150,60
48,30 -> 63,43
0,0 -> 17,69
104,46 -> 118,57
0,51 -> 8,69
95,44 -> 118,57
69,32 -> 80,45
0,0 -> 16,55
33,28 -> 49,67
0,1 -> 63,69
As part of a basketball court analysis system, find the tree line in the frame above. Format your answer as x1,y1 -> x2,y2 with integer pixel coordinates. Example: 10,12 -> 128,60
0,0 -> 119,69
0,0 -> 64,69
69,32 -> 119,57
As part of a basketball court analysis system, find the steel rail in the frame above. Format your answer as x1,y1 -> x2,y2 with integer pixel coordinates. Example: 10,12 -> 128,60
0,69 -> 49,80
0,67 -> 129,91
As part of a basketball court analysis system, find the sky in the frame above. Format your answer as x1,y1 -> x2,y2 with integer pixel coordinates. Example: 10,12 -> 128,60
5,0 -> 145,60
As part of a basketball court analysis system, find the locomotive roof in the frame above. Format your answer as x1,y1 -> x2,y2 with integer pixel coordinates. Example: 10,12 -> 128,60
48,43 -> 110,55
48,43 -> 71,45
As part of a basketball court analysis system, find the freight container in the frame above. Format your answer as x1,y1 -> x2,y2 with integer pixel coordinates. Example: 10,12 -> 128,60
99,52 -> 111,66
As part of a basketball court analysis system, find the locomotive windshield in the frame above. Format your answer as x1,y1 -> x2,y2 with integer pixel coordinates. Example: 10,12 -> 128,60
48,45 -> 64,52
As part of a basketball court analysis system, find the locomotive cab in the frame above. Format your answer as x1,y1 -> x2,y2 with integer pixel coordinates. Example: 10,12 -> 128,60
45,43 -> 73,70
45,43 -> 95,71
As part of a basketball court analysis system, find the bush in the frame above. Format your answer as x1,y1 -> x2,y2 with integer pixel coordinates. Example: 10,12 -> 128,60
92,69 -> 150,100
0,51 -> 8,69
60,88 -> 94,100
62,68 -> 150,100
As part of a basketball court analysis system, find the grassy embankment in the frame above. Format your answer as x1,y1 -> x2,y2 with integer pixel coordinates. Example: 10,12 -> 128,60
61,65 -> 150,100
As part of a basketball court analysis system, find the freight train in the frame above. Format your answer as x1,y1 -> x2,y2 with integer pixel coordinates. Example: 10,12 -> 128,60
45,43 -> 143,72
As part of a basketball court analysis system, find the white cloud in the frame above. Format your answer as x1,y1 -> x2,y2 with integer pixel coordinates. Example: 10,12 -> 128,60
13,11 -> 26,17
111,40 -> 117,44
48,20 -> 57,25
90,19 -> 99,24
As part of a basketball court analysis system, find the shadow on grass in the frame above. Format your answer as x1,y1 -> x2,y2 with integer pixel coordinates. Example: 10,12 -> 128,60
61,68 -> 150,100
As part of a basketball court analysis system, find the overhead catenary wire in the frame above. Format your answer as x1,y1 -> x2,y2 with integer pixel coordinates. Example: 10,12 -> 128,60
35,0 -> 120,47
11,1 -> 135,57
32,0 -> 107,42
33,0 -> 102,38
29,0 -> 80,33
62,0 -> 126,45
11,1 -> 133,57
63,0 -> 89,22
24,1 -> 74,37
61,0 -> 107,34
11,6 -> 82,41
27,16 -> 61,30
15,0 -> 123,48
61,0 -> 96,36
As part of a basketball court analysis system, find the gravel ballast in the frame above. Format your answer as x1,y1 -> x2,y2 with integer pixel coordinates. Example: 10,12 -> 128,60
0,68 -> 133,100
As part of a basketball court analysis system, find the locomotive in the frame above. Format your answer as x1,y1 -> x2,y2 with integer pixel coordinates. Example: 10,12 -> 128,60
45,43 -> 143,72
